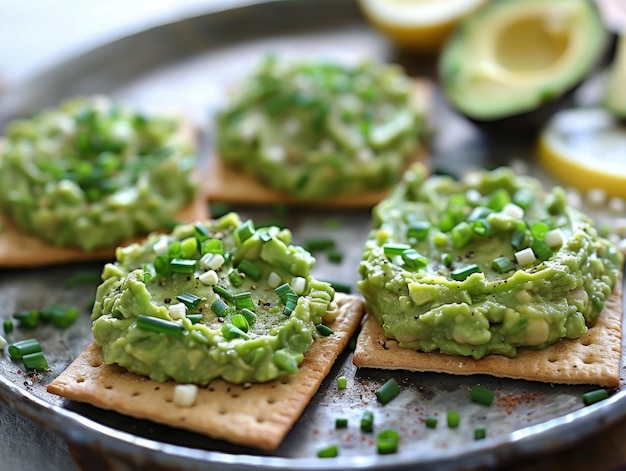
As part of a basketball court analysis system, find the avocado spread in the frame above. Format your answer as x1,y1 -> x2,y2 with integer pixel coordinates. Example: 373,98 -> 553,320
91,212 -> 337,384
358,164 -> 623,359
216,56 -> 423,199
0,95 -> 197,251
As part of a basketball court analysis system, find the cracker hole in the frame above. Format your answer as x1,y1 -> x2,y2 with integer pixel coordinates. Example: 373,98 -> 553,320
89,359 -> 102,368
580,338 -> 592,347
547,356 -> 558,363
209,387 -> 216,392
280,377 -> 290,385
131,391 -> 141,397
266,397 -> 277,405
218,408 -> 227,415
104,384 -> 113,390
255,416 -> 266,424
76,377 -> 85,383
230,392 -> 240,399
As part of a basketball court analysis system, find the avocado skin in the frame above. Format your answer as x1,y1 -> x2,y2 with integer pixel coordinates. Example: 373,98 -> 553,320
438,0 -> 613,131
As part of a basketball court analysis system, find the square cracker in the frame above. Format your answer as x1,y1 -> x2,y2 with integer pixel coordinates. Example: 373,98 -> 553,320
353,282 -> 623,387
203,80 -> 431,209
46,294 -> 364,451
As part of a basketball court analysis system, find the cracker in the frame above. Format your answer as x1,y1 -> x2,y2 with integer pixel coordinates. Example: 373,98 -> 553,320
203,80 -> 431,208
354,282 -> 623,387
47,294 -> 364,451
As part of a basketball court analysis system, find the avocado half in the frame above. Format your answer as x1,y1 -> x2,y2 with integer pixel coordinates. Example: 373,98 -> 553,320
439,0 -> 609,124
604,34 -> 626,119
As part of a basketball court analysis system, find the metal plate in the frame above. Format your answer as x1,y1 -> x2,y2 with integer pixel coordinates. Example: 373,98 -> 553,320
0,1 -> 625,470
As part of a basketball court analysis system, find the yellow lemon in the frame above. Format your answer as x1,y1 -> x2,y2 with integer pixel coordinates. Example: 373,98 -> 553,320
537,107 -> 626,198
357,0 -> 489,54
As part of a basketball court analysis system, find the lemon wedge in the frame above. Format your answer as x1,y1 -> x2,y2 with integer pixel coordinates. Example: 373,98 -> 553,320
357,0 -> 489,54
537,107 -> 626,198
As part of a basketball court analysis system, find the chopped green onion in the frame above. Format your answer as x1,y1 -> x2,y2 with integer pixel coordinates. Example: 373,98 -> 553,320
401,249 -> 428,270
407,221 -> 430,240
467,206 -> 493,222
447,409 -> 460,428
176,293 -> 202,310
194,222 -> 211,241
471,386 -> 495,406
275,283 -> 295,303
180,237 -> 199,258
209,203 -> 233,219
322,280 -> 352,293
425,417 -> 437,429
228,269 -> 244,287
316,324 -> 334,336
234,219 -> 256,245
360,410 -> 374,432
510,229 -> 527,250
335,417 -> 348,429
450,264 -> 481,281
186,313 -> 203,324
233,292 -> 255,311
64,271 -> 101,288
240,308 -> 257,326
237,259 -> 262,281
201,239 -> 224,255
470,219 -> 491,236
22,351 -> 49,372
3,320 -> 13,334
377,429 -> 400,455
154,255 -> 171,276
348,337 -> 357,351
230,314 -> 250,333
213,285 -> 234,302
485,188 -> 511,211
41,304 -> 79,329
375,378 -> 401,405
170,258 -> 197,274
221,323 -> 249,340
440,252 -> 453,267
530,221 -> 550,239
336,376 -> 347,390
8,338 -> 42,360
582,388 -> 609,406
284,292 -> 299,316
258,230 -> 273,243
383,243 -> 411,257
531,238 -> 553,261
491,256 -> 515,274
474,427 -> 487,440
451,222 -> 473,249
211,299 -> 230,317
137,315 -> 184,337
327,248 -> 343,264
317,444 -> 339,458
13,309 -> 40,329
513,188 -> 534,209
303,237 -> 335,252
167,241 -> 182,258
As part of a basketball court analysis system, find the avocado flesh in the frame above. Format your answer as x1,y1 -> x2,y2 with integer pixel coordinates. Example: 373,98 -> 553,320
440,0 -> 608,122
605,34 -> 626,119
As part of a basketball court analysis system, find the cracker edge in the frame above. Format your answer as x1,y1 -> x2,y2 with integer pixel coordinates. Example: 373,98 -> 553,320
353,282 -> 623,387
46,294 -> 365,451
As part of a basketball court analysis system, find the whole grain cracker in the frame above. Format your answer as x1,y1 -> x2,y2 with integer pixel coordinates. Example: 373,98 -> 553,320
203,80 -> 431,208
47,294 -> 364,451
354,282 -> 623,387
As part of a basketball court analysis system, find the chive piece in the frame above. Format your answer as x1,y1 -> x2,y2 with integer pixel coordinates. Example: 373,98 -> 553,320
375,378 -> 401,404
407,221 -> 430,240
230,314 -> 250,333
582,388 -> 609,406
170,258 -> 197,274
377,429 -> 400,455
167,241 -> 182,258
13,309 -> 40,329
401,249 -> 428,270
213,285 -> 234,302
64,271 -> 101,288
201,239 -> 224,255
467,206 -> 493,222
327,248 -> 343,264
510,229 -> 527,250
41,304 -> 79,329
275,283 -> 295,303
530,221 -> 550,239
194,222 -> 211,241
531,238 -> 553,261
321,280 -> 352,293
209,203 -> 233,219
304,237 -> 335,252
180,237 -> 199,259
186,313 -> 203,324
284,292 -> 299,316
136,315 -> 184,337
447,409 -> 460,428
237,259 -> 262,281
233,292 -> 255,311
22,351 -> 49,371
513,188 -> 534,209
8,338 -> 42,360
360,410 -> 374,432
485,188 -> 511,211
3,320 -> 13,334
348,337 -> 357,351
221,323 -> 249,340
451,222 -> 473,248
211,299 -> 230,317
425,417 -> 437,429
234,219 -> 256,245
240,308 -> 257,326
317,444 -> 339,458
176,293 -> 202,310
492,256 -> 515,274
474,427 -> 487,440
440,252 -> 453,267
450,264 -> 481,281
154,255 -> 171,276
228,269 -> 244,287
316,324 -> 334,336
470,218 -> 491,236
258,229 -> 273,243
383,243 -> 411,257
335,417 -> 348,429
471,386 -> 495,406
337,376 -> 348,390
